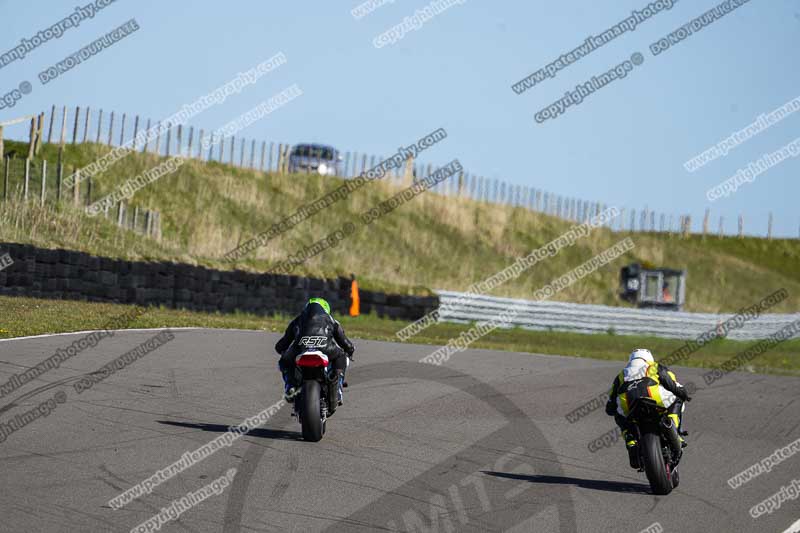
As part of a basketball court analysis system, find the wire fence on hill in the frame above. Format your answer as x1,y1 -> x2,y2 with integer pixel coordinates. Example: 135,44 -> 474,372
0,110 -> 161,239
0,105 -> 791,240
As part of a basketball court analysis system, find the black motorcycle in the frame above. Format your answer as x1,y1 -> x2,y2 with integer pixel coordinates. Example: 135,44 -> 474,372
627,397 -> 685,495
292,350 -> 341,442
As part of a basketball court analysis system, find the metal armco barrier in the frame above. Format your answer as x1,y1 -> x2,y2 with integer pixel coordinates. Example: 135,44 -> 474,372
436,291 -> 800,341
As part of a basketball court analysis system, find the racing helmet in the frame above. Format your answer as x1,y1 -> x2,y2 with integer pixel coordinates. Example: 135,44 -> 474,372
307,297 -> 331,314
628,348 -> 654,364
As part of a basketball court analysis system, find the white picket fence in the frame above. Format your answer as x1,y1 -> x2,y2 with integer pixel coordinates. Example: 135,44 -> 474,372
436,291 -> 800,340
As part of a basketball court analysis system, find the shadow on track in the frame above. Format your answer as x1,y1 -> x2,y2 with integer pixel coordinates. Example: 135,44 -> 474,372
484,471 -> 650,494
156,420 -> 300,441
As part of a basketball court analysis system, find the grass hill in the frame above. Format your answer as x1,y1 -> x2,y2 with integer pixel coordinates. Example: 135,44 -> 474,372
2,139 -> 799,313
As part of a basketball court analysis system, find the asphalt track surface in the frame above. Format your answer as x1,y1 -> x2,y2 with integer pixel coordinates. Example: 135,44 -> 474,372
0,328 -> 798,532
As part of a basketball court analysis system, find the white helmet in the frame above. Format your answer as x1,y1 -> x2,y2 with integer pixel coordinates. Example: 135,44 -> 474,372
628,348 -> 654,364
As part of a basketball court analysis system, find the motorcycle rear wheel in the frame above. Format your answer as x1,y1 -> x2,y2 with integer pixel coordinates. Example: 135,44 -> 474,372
642,432 -> 672,495
300,380 -> 323,442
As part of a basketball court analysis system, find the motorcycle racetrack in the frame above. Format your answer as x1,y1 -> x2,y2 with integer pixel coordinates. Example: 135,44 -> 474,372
0,329 -> 798,533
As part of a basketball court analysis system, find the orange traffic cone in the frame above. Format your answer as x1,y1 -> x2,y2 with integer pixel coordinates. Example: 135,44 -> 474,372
349,275 -> 360,317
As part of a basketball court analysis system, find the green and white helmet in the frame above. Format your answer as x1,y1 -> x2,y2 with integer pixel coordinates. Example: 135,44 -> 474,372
307,297 -> 331,314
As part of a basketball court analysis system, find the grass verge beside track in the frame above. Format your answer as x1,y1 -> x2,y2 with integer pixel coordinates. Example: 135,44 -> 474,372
1,295 -> 798,376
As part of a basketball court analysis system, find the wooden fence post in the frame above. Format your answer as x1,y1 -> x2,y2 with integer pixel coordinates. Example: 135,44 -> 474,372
71,106 -> 80,144
34,113 -> 44,155
229,136 -> 235,165
239,138 -> 245,167
107,111 -> 114,146
0,125 -> 4,162
83,107 -> 91,143
96,109 -> 103,143
133,206 -> 139,230
187,126 -> 193,157
132,116 -> 139,151
119,113 -> 126,146
56,159 -> 62,201
117,201 -> 125,226
197,129 -> 204,159
718,216 -> 724,238
702,208 -> 710,238
767,212 -> 773,240
86,176 -> 92,206
399,155 -> 410,185
27,117 -> 36,159
269,142 -> 275,172
3,156 -> 8,201
209,133 -> 217,161
23,159 -> 30,199
47,104 -> 56,144
738,215 -> 743,238
165,123 -> 172,157
154,121 -> 162,155
56,107 -> 66,153
176,124 -> 182,156
259,141 -> 266,171
250,139 -> 256,169
40,160 -> 47,206
277,143 -> 283,173
73,168 -> 80,206
218,135 -> 224,162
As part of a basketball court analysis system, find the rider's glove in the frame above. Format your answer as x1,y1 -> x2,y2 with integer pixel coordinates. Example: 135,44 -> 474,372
676,386 -> 689,402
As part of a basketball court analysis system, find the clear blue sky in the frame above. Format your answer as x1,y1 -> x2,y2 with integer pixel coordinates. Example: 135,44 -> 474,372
2,0 -> 798,236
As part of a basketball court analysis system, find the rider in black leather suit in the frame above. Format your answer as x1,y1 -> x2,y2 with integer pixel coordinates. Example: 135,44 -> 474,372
275,298 -> 354,402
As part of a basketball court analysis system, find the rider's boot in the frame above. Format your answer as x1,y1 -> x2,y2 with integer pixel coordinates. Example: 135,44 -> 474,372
336,369 -> 345,406
282,370 -> 298,403
623,430 -> 639,469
